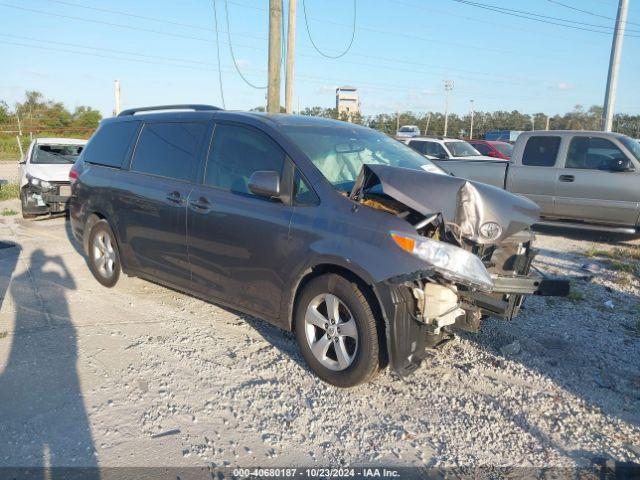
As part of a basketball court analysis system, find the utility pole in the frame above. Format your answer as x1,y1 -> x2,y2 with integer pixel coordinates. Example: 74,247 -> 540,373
267,0 -> 282,113
602,0 -> 628,131
443,80 -> 454,137
531,116 -> 535,131
114,80 -> 121,116
396,111 -> 400,133
285,0 -> 296,114
469,99 -> 474,139
545,115 -> 550,131
425,112 -> 431,135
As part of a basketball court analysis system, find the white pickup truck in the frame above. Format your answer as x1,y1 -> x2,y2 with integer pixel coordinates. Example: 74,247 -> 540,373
426,130 -> 640,233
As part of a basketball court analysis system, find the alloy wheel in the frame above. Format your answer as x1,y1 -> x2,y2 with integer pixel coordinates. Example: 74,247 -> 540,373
304,293 -> 359,371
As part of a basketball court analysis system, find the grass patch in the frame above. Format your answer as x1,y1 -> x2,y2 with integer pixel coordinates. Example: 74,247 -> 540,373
609,260 -> 640,275
1,208 -> 17,216
585,246 -> 640,261
0,183 -> 19,201
567,289 -> 584,302
584,246 -> 640,277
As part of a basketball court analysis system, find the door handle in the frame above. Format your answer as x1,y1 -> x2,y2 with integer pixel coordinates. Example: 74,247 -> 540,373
189,196 -> 212,213
166,191 -> 183,204
559,175 -> 575,182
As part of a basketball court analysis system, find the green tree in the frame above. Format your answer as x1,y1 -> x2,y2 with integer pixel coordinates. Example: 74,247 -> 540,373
72,106 -> 102,128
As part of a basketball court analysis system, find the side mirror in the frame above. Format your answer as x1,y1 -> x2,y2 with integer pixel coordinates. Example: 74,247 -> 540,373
609,157 -> 635,172
248,170 -> 281,198
435,152 -> 448,160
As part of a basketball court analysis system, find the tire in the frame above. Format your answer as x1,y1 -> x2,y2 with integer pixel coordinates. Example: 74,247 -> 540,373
294,274 -> 381,387
20,190 -> 38,219
87,219 -> 121,288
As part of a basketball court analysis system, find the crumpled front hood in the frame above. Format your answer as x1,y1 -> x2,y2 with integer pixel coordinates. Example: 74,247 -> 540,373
25,164 -> 72,182
352,164 -> 540,244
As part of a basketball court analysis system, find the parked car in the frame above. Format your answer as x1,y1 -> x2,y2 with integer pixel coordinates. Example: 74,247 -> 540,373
70,105 -> 568,387
403,136 -> 495,161
19,137 -> 88,218
395,125 -> 421,138
429,130 -> 640,233
468,139 -> 513,160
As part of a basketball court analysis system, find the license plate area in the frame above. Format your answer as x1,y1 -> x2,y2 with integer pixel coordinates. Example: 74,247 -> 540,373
59,185 -> 71,196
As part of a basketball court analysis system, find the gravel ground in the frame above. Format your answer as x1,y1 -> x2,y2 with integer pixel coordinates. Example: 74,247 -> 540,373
0,210 -> 638,468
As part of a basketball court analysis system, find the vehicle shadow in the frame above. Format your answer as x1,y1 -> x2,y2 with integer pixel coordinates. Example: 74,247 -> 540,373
0,246 -> 99,479
533,224 -> 640,247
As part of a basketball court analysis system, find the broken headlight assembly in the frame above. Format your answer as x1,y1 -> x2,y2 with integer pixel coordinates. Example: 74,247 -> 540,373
26,173 -> 52,191
390,231 -> 494,291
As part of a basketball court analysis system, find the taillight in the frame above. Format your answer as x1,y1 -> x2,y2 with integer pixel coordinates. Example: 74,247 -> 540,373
69,167 -> 79,184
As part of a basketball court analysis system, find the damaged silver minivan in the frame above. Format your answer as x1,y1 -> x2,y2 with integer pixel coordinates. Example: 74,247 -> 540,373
70,106 -> 569,387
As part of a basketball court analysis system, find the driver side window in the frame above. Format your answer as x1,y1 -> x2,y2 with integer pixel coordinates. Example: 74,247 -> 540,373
566,137 -> 626,170
205,124 -> 285,195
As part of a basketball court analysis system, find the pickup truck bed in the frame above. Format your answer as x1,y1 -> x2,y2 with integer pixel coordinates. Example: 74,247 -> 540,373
429,131 -> 640,232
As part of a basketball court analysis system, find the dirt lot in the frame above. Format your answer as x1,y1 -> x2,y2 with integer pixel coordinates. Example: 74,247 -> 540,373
0,207 -> 639,468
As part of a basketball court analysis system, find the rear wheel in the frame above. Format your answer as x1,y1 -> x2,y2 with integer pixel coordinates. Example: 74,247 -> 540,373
87,219 -> 121,288
294,274 -> 381,387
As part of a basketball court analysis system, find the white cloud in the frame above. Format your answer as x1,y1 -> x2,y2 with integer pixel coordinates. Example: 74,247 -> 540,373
554,82 -> 574,91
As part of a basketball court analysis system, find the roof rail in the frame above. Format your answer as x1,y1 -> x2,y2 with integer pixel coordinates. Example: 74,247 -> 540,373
117,104 -> 222,117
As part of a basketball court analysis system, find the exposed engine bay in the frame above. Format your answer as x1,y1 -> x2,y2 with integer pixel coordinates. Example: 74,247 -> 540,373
349,164 -> 570,365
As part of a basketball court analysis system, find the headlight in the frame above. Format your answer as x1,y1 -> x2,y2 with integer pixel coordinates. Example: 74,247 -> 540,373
390,231 -> 494,291
26,175 -> 51,190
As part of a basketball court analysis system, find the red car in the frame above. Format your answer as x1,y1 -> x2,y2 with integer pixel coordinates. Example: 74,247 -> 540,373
468,140 -> 513,160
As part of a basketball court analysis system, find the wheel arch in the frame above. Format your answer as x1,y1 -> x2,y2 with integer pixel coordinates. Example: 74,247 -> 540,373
286,262 -> 389,367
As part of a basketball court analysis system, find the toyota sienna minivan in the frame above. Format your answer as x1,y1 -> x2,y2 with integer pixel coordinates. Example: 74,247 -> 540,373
70,105 -> 568,387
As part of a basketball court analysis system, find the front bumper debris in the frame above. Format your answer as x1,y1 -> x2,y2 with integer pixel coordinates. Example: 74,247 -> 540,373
23,183 -> 70,214
376,238 -> 570,377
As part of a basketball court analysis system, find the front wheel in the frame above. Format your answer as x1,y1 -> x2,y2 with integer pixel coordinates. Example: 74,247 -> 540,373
294,274 -> 381,387
20,190 -> 38,219
87,219 -> 121,288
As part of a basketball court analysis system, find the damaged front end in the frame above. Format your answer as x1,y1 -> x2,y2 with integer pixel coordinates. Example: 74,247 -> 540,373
22,174 -> 71,215
351,164 -> 570,375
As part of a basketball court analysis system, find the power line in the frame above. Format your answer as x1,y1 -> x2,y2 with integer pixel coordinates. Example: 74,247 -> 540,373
223,0 -> 267,89
302,0 -> 357,58
212,0 -> 227,108
449,0 -> 640,35
0,38 -> 555,102
545,0 -> 640,27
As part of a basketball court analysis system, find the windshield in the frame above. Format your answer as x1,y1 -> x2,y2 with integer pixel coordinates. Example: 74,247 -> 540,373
399,126 -> 417,132
493,142 -> 513,156
32,144 -> 84,164
619,135 -> 640,162
444,141 -> 481,157
282,125 -> 446,192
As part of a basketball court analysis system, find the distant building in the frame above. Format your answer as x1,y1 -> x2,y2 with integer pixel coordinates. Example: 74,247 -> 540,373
336,86 -> 360,119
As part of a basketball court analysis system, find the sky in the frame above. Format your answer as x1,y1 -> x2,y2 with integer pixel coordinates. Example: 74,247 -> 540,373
1,0 -> 639,118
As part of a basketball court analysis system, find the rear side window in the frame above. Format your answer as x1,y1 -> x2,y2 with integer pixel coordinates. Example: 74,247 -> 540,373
408,140 -> 425,154
131,122 -> 208,182
424,141 -> 447,158
522,136 -> 561,167
205,124 -> 285,196
474,143 -> 491,155
83,121 -> 139,168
